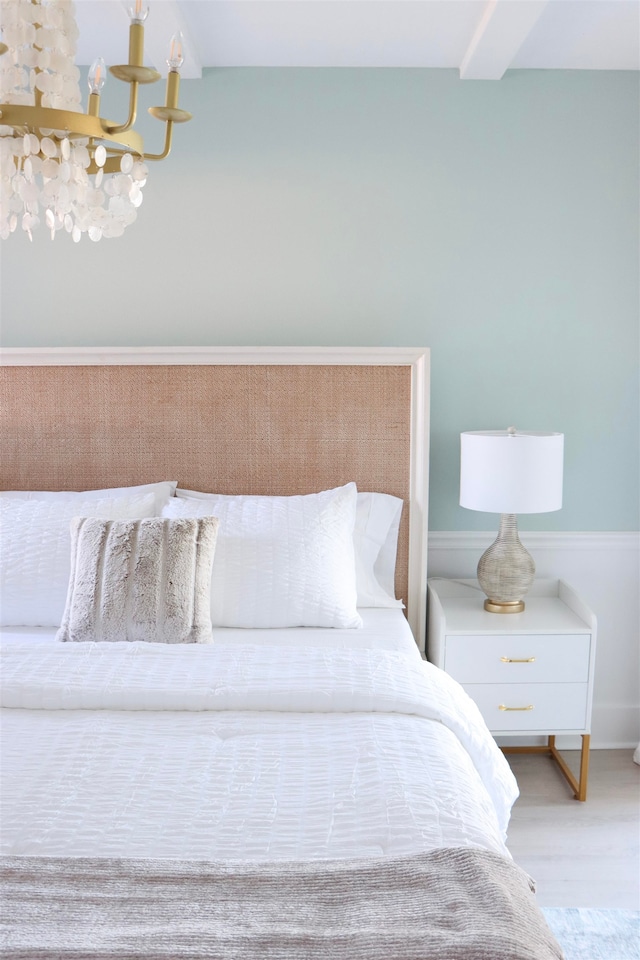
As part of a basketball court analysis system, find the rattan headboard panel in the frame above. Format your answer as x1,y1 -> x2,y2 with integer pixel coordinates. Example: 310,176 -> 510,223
1,363 -> 412,604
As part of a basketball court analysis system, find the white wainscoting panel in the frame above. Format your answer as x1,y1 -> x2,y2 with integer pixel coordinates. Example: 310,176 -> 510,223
428,532 -> 640,750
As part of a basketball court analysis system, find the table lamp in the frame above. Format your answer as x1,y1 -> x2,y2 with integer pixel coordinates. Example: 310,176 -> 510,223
460,428 -> 564,613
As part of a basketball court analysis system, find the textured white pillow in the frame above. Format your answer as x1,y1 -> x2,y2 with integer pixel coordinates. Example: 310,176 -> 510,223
0,481 -> 177,515
177,487 -> 403,608
164,483 -> 362,629
354,492 -> 404,608
0,493 -> 156,627
57,517 -> 219,644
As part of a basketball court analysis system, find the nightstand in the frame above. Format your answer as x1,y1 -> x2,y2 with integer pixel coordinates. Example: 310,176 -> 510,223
427,578 -> 597,801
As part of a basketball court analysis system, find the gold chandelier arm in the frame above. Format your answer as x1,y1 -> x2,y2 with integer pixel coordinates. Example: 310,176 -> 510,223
108,23 -> 160,88
143,120 -> 175,162
144,69 -> 192,160
106,17 -> 159,133
106,82 -> 139,135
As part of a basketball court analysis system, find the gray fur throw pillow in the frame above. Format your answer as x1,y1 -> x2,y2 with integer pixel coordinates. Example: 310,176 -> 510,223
57,516 -> 219,644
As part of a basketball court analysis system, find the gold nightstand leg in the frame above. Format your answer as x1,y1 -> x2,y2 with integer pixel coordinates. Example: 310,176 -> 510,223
548,734 -> 590,801
502,735 -> 591,801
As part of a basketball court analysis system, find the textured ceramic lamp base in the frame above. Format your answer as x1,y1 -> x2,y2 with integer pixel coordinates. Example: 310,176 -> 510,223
477,514 -> 535,613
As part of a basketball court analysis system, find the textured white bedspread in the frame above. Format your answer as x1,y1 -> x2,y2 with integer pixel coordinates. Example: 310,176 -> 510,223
0,617 -> 518,862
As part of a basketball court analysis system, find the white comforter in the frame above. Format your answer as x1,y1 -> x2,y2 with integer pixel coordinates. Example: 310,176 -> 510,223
0,623 -> 519,862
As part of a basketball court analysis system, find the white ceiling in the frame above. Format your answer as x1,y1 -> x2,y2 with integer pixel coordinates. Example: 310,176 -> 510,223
74,0 -> 640,81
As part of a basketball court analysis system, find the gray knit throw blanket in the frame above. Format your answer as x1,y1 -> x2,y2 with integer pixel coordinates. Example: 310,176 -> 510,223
0,847 -> 563,960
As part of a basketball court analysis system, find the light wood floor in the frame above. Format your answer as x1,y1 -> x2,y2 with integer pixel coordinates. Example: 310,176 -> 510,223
505,748 -> 639,909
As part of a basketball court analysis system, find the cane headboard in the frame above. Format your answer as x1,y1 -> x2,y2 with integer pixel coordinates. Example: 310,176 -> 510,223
0,347 -> 430,650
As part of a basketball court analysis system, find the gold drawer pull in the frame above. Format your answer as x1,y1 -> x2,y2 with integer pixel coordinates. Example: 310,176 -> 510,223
500,656 -> 536,663
499,704 -> 534,712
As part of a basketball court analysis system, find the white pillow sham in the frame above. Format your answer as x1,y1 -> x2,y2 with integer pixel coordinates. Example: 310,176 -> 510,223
0,481 -> 177,515
176,487 -> 403,608
163,483 -> 362,629
354,492 -> 404,608
0,493 -> 156,627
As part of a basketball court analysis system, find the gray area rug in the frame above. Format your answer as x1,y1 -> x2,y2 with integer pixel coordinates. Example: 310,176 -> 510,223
542,909 -> 639,960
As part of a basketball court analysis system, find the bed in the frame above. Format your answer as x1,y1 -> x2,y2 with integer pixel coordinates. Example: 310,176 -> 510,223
0,347 -> 563,959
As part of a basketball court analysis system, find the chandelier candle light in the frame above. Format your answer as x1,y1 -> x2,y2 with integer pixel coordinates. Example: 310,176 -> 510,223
460,428 -> 564,613
0,0 -> 192,241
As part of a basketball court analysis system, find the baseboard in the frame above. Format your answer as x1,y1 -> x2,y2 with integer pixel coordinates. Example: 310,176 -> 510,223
590,702 -> 640,751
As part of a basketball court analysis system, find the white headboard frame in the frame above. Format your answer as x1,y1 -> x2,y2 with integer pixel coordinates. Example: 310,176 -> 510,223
0,345 -> 430,651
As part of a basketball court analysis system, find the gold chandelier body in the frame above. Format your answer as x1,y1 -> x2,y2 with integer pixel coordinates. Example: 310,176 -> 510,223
0,0 -> 192,240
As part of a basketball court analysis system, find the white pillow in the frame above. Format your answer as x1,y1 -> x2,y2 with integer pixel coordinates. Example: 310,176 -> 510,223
163,483 -> 362,629
0,493 -> 156,627
354,492 -> 404,608
176,487 -> 403,608
0,481 -> 177,515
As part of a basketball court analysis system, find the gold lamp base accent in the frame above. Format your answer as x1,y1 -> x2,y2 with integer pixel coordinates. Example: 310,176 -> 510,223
484,598 -> 525,614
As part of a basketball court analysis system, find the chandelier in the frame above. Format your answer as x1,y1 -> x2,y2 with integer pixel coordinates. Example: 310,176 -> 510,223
0,0 -> 192,241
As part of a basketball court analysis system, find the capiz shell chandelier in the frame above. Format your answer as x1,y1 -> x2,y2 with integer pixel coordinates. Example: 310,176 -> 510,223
0,0 -> 192,241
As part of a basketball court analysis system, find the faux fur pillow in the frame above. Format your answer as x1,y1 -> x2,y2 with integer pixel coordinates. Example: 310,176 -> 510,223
57,517 -> 219,644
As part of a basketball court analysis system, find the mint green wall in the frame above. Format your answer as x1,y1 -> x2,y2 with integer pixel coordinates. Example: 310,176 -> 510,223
1,69 -> 638,531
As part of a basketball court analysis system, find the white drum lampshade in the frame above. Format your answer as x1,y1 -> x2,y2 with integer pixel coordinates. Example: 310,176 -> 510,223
460,429 -> 564,613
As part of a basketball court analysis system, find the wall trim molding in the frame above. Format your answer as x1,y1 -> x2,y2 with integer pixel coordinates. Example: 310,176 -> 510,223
429,530 -> 640,552
0,345 -> 428,366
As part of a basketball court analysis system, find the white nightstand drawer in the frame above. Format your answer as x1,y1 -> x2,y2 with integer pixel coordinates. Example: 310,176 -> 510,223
463,682 -> 589,732
444,634 -> 590,684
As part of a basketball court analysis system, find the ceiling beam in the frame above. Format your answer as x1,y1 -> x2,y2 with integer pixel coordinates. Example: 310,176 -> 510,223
120,0 -> 202,79
459,0 -> 549,80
